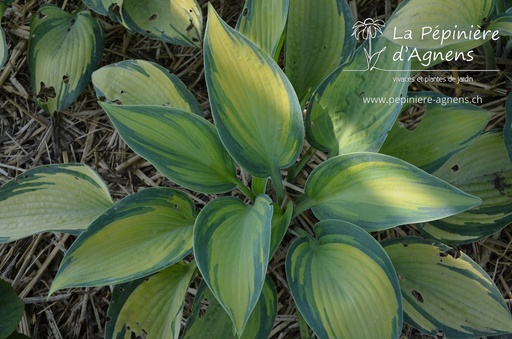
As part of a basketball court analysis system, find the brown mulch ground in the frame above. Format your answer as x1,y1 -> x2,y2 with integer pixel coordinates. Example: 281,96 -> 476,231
1,0 -> 511,338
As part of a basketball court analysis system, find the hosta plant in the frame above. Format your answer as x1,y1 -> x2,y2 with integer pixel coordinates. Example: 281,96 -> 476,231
1,0 -> 512,338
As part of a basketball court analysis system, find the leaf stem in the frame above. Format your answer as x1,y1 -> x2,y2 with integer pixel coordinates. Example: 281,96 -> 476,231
251,177 -> 268,196
289,227 -> 312,239
292,199 -> 314,218
236,180 -> 256,202
481,41 -> 496,72
297,309 -> 311,339
287,146 -> 317,184
271,169 -> 285,205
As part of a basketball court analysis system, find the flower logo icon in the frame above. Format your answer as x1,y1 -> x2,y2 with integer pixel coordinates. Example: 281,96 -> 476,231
352,18 -> 386,41
352,18 -> 387,71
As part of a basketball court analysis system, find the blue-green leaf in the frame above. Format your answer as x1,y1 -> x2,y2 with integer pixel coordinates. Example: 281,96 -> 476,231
0,26 -> 6,70
28,5 -> 104,114
106,262 -> 196,339
285,0 -> 355,103
50,188 -> 195,293
120,0 -> 202,48
92,59 -> 203,116
383,237 -> 512,338
286,220 -> 402,338
100,103 -> 238,194
82,0 -> 202,47
300,152 -> 481,231
182,277 -> 278,339
236,0 -> 288,59
0,163 -> 113,243
419,131 -> 512,244
382,0 -> 495,70
204,4 -> 304,181
82,0 -> 120,22
306,36 -> 409,156
193,195 -> 273,336
487,12 -> 512,36
380,96 -> 492,173
383,0 -> 493,49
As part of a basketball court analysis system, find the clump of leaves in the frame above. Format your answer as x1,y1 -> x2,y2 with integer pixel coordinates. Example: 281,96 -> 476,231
2,0 -> 512,338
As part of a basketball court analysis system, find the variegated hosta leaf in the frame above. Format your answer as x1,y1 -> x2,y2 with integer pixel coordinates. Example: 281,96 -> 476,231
380,96 -> 492,173
286,220 -> 403,338
236,0 -> 288,59
383,0 -> 493,49
83,0 -> 202,46
505,92 -> 512,162
306,36 -> 409,156
50,188 -> 196,293
0,26 -> 6,70
300,152 -> 481,231
0,164 -> 113,243
121,0 -> 202,48
92,59 -> 203,116
105,262 -> 196,339
383,237 -> 512,338
182,278 -> 277,339
82,0 -> 120,22
285,0 -> 355,103
419,132 -> 512,244
193,195 -> 273,336
488,12 -> 512,36
100,102 -> 238,194
251,177 -> 268,196
29,5 -> 104,115
204,4 -> 304,181
0,279 -> 25,339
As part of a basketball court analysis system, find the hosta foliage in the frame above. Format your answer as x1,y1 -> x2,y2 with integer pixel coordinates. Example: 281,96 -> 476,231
28,4 -> 104,115
285,0 -> 355,103
383,237 -> 512,337
50,188 -> 196,292
380,95 -> 492,173
419,132 -> 512,244
1,1 -> 512,338
0,164 -> 112,243
193,194 -> 273,336
306,36 -> 409,155
286,220 -> 403,338
82,0 -> 202,47
204,5 -> 304,200
92,59 -> 203,115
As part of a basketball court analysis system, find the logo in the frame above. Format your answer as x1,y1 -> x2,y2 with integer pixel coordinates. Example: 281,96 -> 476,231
351,18 -> 387,71
351,18 -> 500,72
